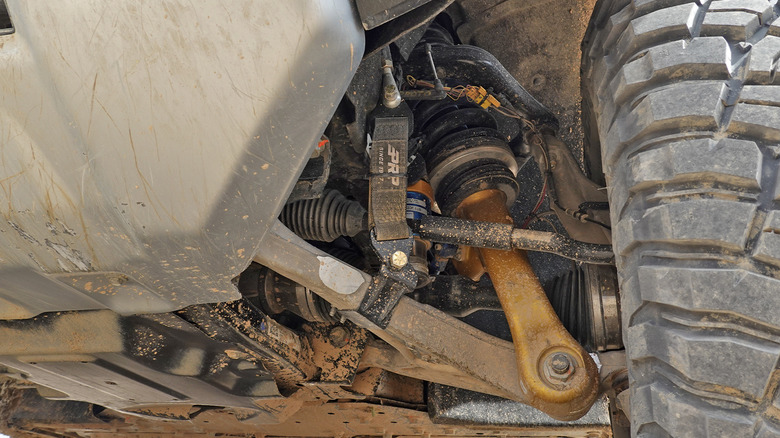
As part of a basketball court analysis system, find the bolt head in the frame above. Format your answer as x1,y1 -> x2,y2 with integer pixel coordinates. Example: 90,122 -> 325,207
542,352 -> 576,386
390,251 -> 408,269
550,353 -> 571,374
328,326 -> 350,348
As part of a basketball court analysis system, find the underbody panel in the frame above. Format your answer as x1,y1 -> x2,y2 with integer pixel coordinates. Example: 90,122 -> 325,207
0,0 -> 363,318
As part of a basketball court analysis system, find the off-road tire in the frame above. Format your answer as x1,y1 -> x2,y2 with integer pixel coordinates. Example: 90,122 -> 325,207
583,0 -> 780,436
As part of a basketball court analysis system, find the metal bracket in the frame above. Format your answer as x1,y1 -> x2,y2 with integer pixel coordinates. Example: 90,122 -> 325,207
369,116 -> 410,241
358,232 -> 417,327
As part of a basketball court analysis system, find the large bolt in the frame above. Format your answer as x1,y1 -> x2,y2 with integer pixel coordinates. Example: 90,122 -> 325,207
390,251 -> 408,269
542,352 -> 576,386
550,353 -> 571,374
328,326 -> 350,348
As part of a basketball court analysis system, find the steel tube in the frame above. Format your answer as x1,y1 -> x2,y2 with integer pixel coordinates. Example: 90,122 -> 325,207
412,216 -> 614,264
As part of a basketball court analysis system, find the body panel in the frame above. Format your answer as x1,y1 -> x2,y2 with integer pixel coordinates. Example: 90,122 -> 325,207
0,0 -> 364,318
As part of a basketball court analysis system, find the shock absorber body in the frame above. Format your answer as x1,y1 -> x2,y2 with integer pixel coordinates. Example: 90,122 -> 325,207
406,180 -> 435,288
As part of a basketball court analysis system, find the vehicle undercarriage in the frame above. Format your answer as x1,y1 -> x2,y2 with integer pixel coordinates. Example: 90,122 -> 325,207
2,0 -> 780,437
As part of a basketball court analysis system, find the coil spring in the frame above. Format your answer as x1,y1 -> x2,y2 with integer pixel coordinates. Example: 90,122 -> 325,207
414,99 -> 500,149
281,189 -> 366,242
413,98 -> 519,214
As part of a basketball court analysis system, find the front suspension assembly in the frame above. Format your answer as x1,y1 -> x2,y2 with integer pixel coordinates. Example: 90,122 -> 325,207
416,93 -> 600,418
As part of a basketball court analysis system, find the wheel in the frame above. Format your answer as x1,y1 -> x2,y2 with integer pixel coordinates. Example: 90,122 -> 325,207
583,0 -> 780,436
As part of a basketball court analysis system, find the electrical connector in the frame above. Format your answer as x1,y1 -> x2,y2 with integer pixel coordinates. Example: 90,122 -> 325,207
465,86 -> 501,109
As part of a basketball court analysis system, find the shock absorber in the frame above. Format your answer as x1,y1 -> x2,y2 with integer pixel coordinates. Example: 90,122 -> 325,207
416,98 -> 519,281
416,96 -> 600,419
406,179 -> 435,288
417,99 -> 519,215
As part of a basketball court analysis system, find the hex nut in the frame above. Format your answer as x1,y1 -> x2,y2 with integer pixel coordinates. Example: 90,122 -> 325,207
390,251 -> 408,269
542,352 -> 576,386
328,326 -> 350,348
